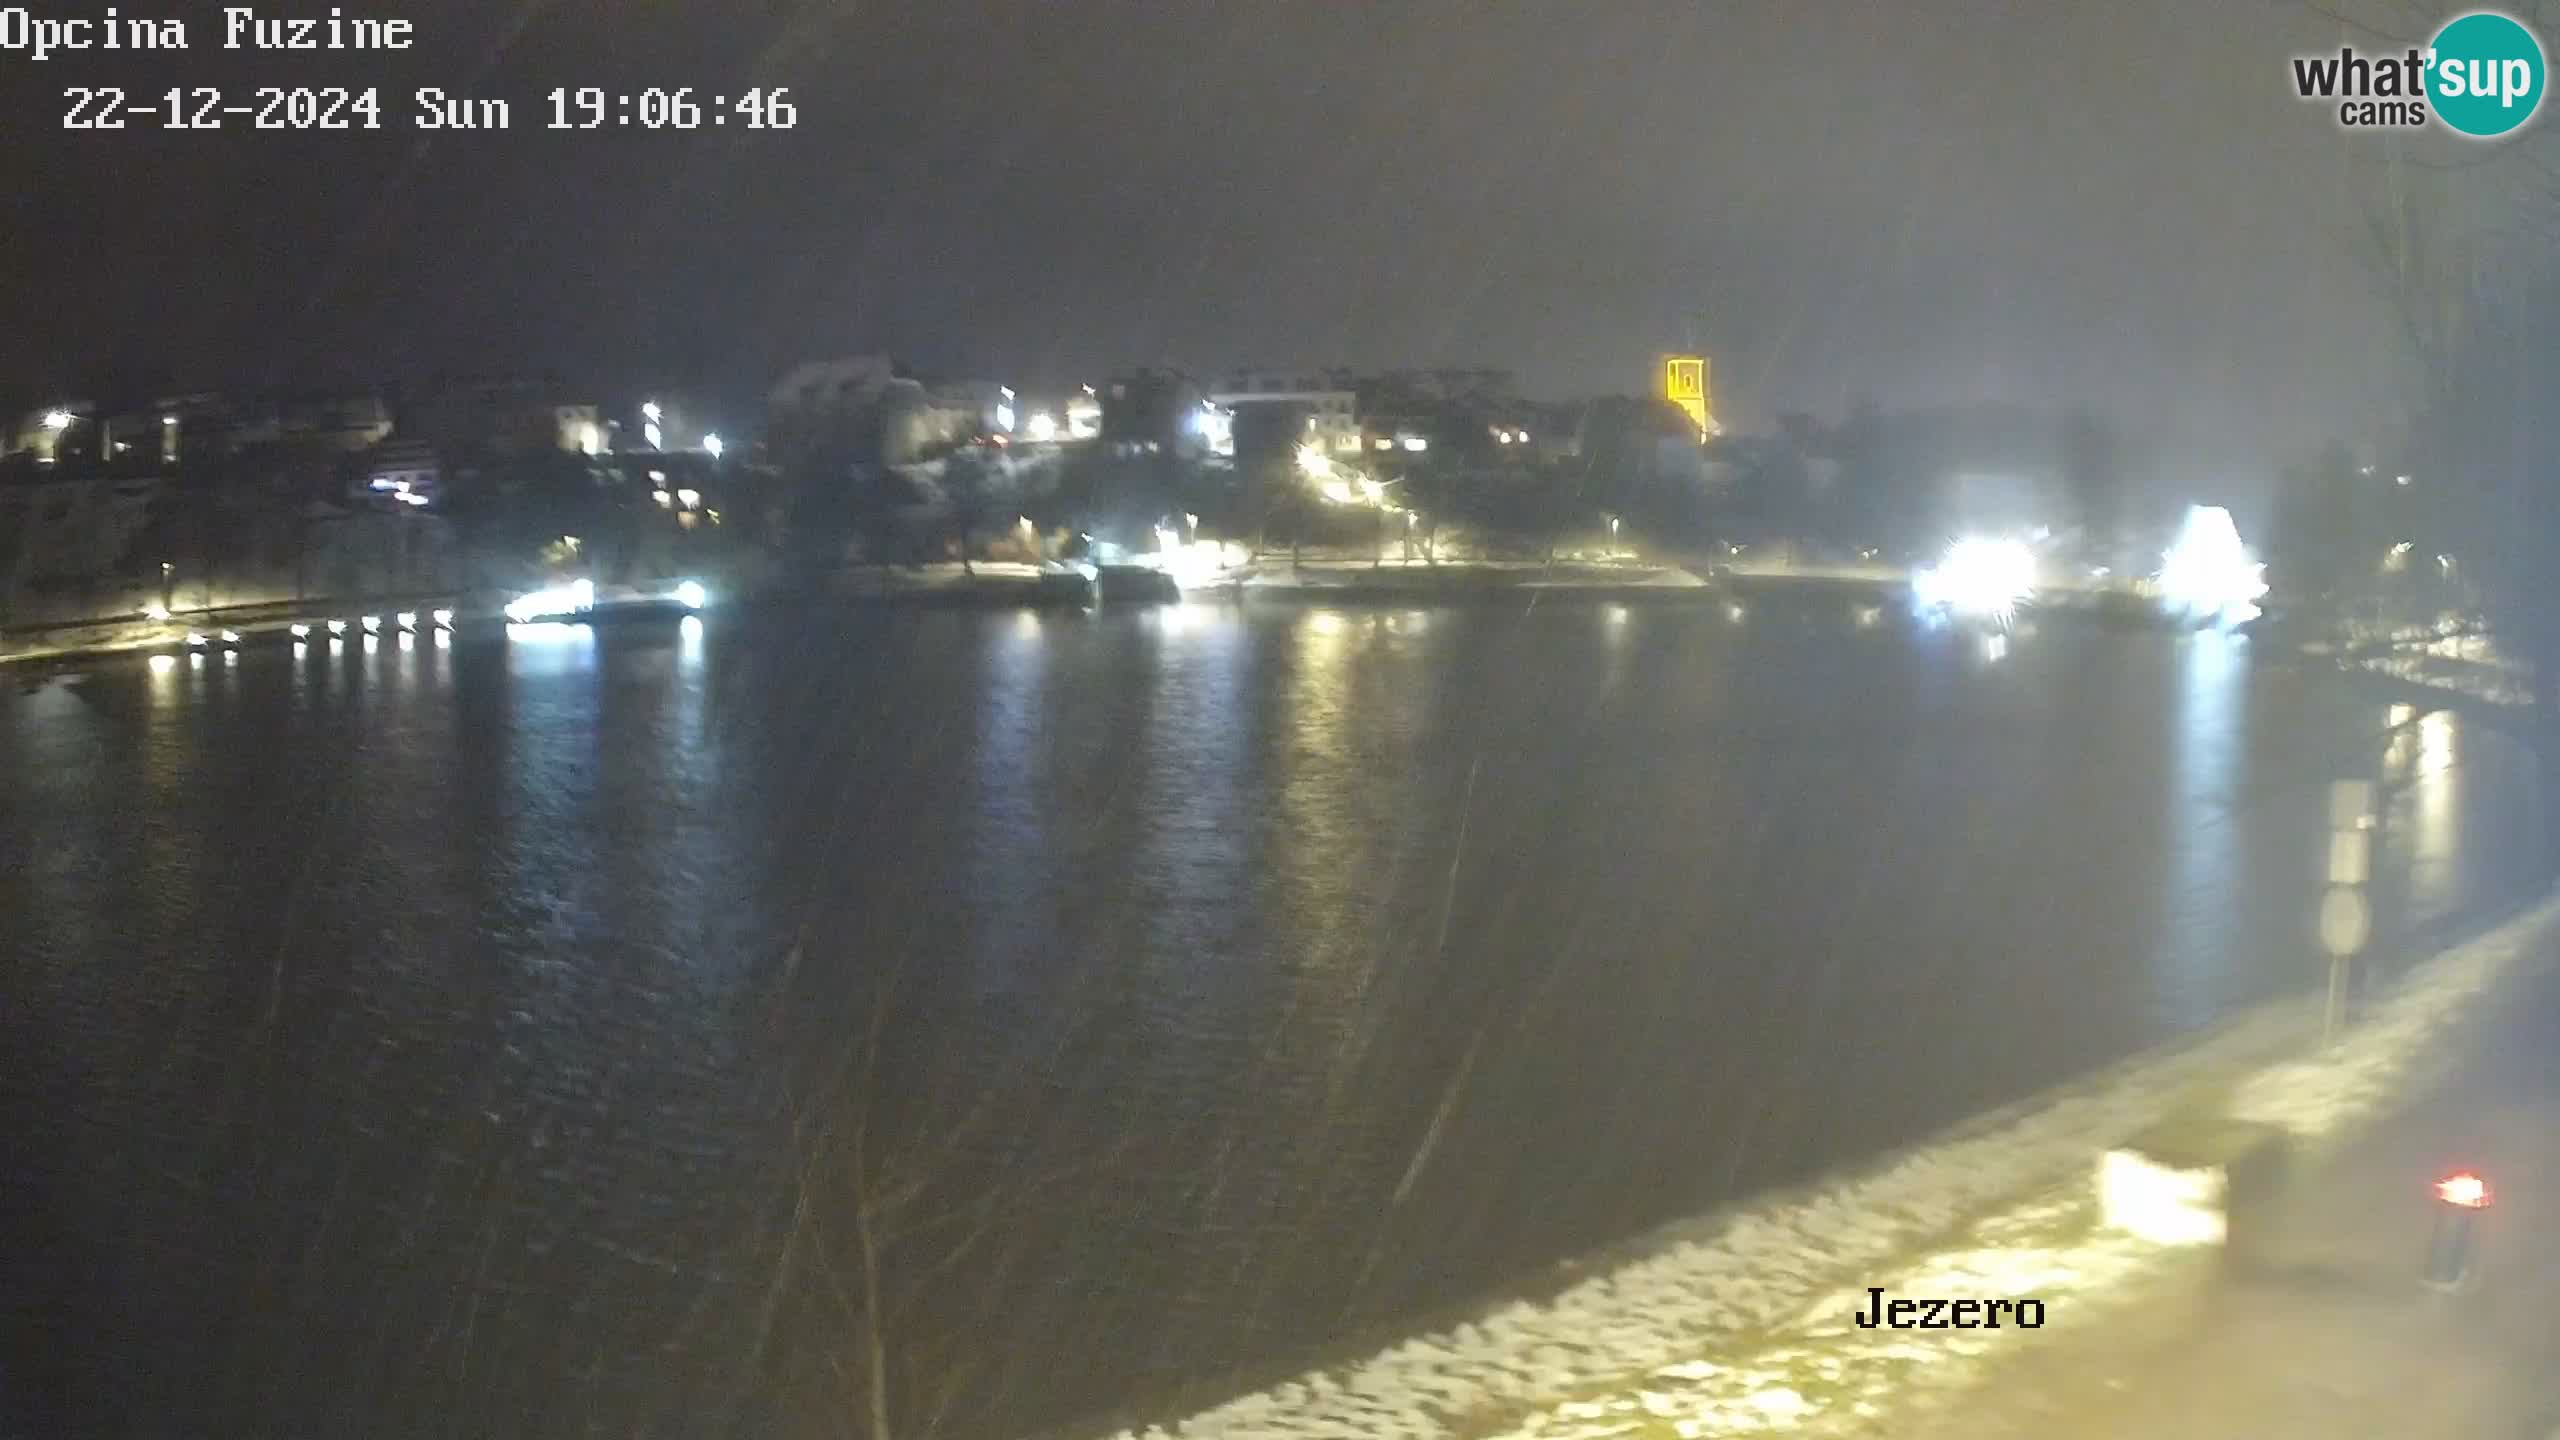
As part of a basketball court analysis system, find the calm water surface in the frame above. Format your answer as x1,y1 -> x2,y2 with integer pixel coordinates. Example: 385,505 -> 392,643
0,598 -> 2538,1438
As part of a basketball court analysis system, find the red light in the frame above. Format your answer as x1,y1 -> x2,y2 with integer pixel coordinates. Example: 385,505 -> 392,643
2436,1172 -> 2492,1209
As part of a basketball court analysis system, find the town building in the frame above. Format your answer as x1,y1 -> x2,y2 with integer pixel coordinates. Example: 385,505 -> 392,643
1209,369 -> 1362,458
397,377 -> 600,466
1101,368 -> 1216,458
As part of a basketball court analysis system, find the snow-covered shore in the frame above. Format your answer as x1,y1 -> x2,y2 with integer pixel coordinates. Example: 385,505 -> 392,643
1092,895 -> 2560,1440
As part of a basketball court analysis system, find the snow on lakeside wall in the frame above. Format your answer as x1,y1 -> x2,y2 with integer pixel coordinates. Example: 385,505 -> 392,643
1110,894 -> 2560,1440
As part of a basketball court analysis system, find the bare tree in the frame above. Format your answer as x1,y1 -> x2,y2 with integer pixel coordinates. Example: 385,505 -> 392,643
2323,0 -> 2560,853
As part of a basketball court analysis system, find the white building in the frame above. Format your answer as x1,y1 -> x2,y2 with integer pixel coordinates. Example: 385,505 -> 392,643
1209,370 -> 1361,455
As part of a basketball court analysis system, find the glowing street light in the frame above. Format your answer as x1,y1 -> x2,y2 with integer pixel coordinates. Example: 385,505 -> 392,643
702,433 -> 724,461
1913,536 -> 2038,626
642,400 -> 663,424
2155,505 -> 2268,627
1026,411 -> 1059,443
2426,1169 -> 2493,1290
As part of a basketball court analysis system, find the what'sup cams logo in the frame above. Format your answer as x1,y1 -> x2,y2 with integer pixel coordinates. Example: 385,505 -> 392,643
2292,10 -> 2546,136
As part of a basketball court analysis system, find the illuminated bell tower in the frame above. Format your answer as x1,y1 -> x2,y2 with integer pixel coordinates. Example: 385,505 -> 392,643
1661,354 -> 1719,440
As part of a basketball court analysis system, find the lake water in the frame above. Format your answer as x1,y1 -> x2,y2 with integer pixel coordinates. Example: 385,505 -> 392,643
0,595 -> 2538,1438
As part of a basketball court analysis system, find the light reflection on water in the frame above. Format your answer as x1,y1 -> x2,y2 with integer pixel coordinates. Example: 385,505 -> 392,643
2158,630 -> 2246,1030
2408,708 -> 2462,911
0,602 -> 2543,1440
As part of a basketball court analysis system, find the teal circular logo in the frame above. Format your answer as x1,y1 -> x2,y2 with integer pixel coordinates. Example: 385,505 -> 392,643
2430,12 -> 2546,137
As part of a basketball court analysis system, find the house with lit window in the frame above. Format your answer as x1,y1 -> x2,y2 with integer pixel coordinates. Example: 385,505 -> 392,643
1208,369 -> 1362,459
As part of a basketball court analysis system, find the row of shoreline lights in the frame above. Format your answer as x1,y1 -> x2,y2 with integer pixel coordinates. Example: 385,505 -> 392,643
158,574 -> 707,655
174,609 -> 455,651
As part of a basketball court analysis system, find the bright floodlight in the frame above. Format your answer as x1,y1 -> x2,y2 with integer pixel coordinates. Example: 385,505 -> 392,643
145,604 -> 172,621
702,433 -> 724,460
1296,444 -> 1329,478
2156,504 -> 2268,627
327,619 -> 347,636
41,409 -> 74,430
504,579 -> 597,626
289,623 -> 310,638
396,611 -> 418,632
431,609 -> 455,629
361,615 -> 382,633
642,401 -> 663,423
1026,411 -> 1058,443
673,580 -> 708,611
1913,536 -> 2037,625
2437,1172 -> 2492,1209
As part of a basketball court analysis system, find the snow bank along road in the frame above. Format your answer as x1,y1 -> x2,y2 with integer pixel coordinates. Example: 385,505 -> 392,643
1093,895 -> 2559,1440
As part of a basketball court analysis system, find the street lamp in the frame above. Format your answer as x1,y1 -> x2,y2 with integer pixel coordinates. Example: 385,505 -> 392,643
703,433 -> 724,461
41,409 -> 74,431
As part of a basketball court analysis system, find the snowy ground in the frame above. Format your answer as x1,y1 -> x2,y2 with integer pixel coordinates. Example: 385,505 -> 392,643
1110,896 -> 2560,1440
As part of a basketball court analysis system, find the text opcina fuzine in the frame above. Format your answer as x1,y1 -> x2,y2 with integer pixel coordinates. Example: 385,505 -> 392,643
1,8 -> 418,63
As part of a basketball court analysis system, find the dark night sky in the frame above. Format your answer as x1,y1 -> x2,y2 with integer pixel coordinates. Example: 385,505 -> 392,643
0,0 -> 2451,473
